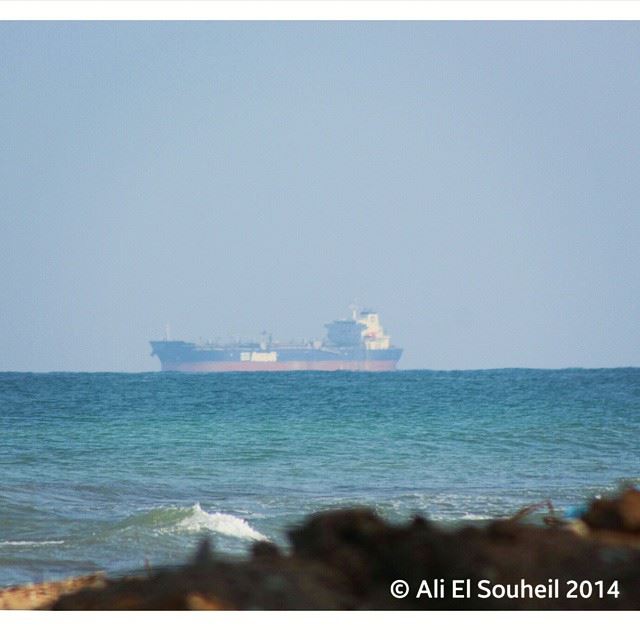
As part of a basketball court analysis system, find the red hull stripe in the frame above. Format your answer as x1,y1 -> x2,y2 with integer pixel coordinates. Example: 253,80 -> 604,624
161,360 -> 398,372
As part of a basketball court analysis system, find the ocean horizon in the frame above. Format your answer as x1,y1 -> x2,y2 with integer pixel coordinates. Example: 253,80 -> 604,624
3,366 -> 639,374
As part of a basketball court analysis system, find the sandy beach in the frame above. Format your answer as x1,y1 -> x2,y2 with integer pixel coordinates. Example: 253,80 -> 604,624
0,574 -> 106,610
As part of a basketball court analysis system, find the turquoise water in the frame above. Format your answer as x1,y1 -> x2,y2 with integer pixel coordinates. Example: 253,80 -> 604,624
1,369 -> 639,587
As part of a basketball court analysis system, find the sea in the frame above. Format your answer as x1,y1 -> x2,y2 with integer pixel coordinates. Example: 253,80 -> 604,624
1,369 -> 639,588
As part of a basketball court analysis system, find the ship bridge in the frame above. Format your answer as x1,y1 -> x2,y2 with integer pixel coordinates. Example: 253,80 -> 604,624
357,310 -> 391,350
324,308 -> 392,350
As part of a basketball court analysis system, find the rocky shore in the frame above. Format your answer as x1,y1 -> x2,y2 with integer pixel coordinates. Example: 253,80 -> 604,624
2,487 -> 640,610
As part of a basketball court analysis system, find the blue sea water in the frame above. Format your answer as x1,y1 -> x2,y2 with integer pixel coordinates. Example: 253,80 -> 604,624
0,369 -> 639,587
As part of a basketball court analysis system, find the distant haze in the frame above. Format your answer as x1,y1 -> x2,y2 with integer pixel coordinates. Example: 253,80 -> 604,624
1,21 -> 639,371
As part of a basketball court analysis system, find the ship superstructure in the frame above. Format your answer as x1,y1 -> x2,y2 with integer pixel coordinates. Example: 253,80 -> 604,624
150,308 -> 402,372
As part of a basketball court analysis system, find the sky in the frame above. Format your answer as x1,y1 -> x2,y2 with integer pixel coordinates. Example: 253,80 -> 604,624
1,21 -> 639,371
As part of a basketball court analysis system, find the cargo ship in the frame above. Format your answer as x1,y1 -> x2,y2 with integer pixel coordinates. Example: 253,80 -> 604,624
150,308 -> 402,372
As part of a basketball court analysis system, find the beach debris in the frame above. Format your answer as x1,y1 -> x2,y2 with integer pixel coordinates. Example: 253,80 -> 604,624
506,500 -> 564,527
191,537 -> 215,566
582,486 -> 640,534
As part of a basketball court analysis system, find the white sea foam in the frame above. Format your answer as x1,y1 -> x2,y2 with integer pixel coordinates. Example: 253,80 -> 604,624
0,540 -> 64,547
174,503 -> 268,541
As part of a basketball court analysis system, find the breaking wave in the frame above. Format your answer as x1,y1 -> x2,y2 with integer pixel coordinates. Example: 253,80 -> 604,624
150,503 -> 268,541
175,503 -> 268,541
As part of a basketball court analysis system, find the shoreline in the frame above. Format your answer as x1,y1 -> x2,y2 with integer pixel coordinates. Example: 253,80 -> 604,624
0,574 -> 107,610
2,487 -> 640,610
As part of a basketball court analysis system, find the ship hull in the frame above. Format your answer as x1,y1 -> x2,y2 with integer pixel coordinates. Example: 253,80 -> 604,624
150,341 -> 402,373
159,360 -> 398,373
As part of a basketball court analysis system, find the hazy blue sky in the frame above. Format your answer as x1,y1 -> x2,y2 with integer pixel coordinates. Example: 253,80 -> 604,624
1,21 -> 639,371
